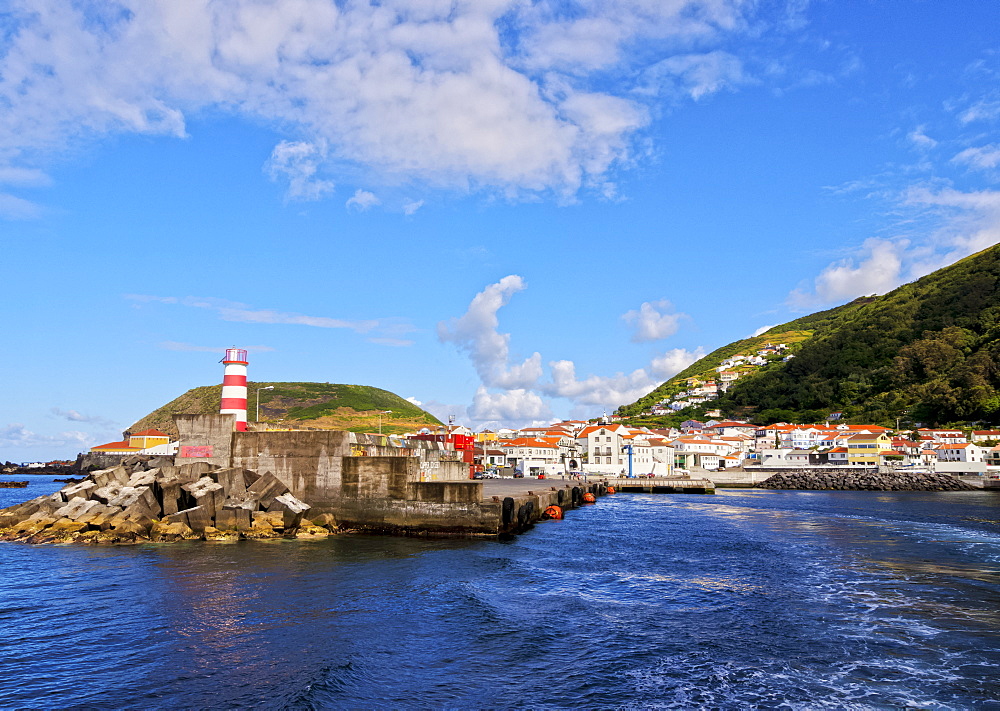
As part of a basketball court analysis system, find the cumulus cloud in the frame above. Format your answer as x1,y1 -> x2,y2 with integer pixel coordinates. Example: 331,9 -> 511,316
749,324 -> 777,338
789,186 -> 1000,308
440,275 -> 705,427
437,276 -> 543,389
469,387 -> 551,422
789,238 -> 905,308
622,300 -> 684,342
0,0 -> 764,207
346,189 -> 380,211
650,348 -> 705,379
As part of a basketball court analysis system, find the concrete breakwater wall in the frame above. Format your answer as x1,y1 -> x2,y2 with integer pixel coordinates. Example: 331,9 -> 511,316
0,446 -> 613,544
759,470 -> 976,491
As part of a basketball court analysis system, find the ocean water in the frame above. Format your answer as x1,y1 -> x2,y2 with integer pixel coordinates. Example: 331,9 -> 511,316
1,479 -> 999,709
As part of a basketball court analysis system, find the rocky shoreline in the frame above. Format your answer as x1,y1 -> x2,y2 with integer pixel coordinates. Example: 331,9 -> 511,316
0,460 -> 337,545
759,470 -> 976,491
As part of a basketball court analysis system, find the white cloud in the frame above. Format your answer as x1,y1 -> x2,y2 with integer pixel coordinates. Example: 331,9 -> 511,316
402,199 -> 424,216
789,238 -> 905,308
469,387 -> 551,423
440,276 -> 706,427
650,348 -> 705,379
622,300 -> 684,342
0,0 -> 766,206
958,99 -> 1000,124
405,396 -> 423,407
50,408 -> 118,428
128,294 -> 384,334
749,324 -> 777,338
0,423 -> 93,452
641,51 -> 747,100
0,193 -> 42,220
907,125 -> 937,150
789,186 -> 1000,308
157,341 -> 275,353
265,141 -> 335,201
437,275 -> 543,389
346,189 -> 381,211
952,144 -> 1000,172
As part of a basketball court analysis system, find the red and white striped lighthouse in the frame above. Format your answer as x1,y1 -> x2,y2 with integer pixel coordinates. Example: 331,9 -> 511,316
220,347 -> 249,431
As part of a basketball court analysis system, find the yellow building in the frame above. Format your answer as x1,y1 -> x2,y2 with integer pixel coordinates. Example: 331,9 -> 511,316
846,432 -> 891,466
90,429 -> 172,454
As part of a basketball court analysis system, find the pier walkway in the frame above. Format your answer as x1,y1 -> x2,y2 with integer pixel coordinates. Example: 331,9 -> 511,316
480,476 -> 714,501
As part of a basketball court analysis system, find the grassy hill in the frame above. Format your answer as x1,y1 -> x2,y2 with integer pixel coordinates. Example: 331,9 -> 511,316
619,243 -> 1000,428
130,382 -> 442,437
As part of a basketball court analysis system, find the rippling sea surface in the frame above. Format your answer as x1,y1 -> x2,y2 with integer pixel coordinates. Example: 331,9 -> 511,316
2,479 -> 1000,709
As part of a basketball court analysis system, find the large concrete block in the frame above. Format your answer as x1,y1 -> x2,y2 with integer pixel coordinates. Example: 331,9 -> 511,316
108,486 -> 161,518
247,472 -> 290,508
209,468 -> 249,500
157,480 -> 182,516
181,477 -> 225,519
165,505 -> 211,532
91,483 -> 124,505
178,462 -> 214,481
270,493 -> 311,529
61,480 -> 97,501
127,470 -> 157,488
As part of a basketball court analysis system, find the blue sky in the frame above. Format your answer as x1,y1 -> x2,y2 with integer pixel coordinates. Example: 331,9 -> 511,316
2,0 -> 999,461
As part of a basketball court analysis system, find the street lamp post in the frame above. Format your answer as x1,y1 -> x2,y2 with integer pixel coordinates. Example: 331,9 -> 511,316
255,385 -> 274,423
379,410 -> 393,435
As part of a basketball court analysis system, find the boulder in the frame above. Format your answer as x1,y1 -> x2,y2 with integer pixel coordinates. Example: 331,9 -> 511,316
312,513 -> 338,531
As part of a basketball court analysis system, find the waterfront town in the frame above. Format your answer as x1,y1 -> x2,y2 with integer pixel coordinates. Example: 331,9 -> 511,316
62,417 -> 1000,481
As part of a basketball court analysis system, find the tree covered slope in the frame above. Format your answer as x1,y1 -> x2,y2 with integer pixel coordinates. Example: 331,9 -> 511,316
621,243 -> 1000,426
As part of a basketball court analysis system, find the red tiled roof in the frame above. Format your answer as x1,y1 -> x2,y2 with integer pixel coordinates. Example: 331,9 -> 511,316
91,440 -> 139,451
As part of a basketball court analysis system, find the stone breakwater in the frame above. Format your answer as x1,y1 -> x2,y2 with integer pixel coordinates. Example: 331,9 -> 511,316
759,470 -> 976,491
0,461 -> 336,545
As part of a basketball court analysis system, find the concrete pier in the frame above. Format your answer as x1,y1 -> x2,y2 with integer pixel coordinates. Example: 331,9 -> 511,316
604,476 -> 715,494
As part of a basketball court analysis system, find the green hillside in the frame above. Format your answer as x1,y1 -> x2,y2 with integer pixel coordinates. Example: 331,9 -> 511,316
130,382 -> 442,437
619,244 -> 1000,427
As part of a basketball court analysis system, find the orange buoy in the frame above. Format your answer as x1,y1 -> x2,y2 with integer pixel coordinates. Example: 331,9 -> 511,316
606,486 -> 616,494
582,492 -> 596,503
544,505 -> 563,520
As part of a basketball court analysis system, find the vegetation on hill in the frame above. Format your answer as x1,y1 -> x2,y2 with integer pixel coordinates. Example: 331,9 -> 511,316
130,382 -> 442,437
619,244 -> 1000,428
